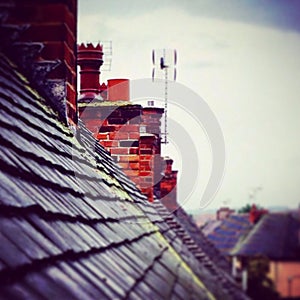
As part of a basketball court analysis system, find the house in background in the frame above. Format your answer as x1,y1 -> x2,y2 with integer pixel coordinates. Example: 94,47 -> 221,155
202,205 -> 275,294
231,211 -> 300,298
202,208 -> 252,257
0,0 -> 248,299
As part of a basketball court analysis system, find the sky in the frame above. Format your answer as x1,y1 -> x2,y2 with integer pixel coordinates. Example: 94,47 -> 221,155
78,0 -> 300,211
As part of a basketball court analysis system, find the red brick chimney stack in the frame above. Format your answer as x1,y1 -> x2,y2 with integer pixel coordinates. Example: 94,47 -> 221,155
77,43 -> 104,101
5,0 -> 78,126
138,134 -> 160,202
76,38 -> 177,204
165,158 -> 173,175
249,204 -> 268,224
160,157 -> 178,211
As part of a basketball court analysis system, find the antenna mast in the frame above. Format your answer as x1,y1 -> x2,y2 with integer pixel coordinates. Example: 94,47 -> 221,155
101,40 -> 113,71
152,48 -> 177,144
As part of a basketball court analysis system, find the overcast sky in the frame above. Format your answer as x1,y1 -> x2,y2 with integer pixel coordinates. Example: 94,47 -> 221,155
78,1 -> 300,211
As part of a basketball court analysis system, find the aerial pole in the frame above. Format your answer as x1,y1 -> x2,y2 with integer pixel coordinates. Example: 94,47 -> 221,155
152,48 -> 177,144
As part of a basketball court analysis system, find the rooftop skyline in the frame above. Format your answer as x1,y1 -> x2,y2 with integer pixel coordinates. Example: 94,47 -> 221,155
78,0 -> 300,210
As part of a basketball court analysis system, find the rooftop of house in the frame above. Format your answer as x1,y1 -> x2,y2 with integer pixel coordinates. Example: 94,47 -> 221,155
203,214 -> 252,256
150,202 -> 247,298
231,211 -> 300,261
0,48 -> 216,300
0,48 -> 249,300
175,207 -> 232,272
0,1 -> 248,299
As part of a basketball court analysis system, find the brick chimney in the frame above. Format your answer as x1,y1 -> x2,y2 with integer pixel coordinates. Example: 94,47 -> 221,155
3,0 -> 78,127
79,94 -> 166,202
142,107 -> 164,137
77,44 -> 179,203
216,207 -> 234,220
249,204 -> 268,224
138,133 -> 161,202
160,157 -> 178,211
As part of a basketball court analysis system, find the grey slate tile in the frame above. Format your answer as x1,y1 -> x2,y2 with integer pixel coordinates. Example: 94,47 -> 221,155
43,264 -> 92,300
3,213 -> 56,265
0,282 -> 44,300
12,217 -> 61,257
94,252 -> 136,294
81,255 -> 126,298
131,281 -> 163,300
0,231 -> 31,268
71,260 -> 120,300
0,172 -> 36,208
106,248 -> 143,279
143,269 -> 174,299
27,215 -> 73,253
23,269 -> 78,300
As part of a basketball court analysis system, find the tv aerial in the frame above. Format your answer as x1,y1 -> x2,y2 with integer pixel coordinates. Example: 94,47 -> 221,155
78,40 -> 113,71
152,48 -> 177,144
100,40 -> 113,71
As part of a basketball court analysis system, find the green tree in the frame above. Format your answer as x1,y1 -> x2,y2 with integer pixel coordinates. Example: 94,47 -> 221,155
238,203 -> 264,214
238,203 -> 252,213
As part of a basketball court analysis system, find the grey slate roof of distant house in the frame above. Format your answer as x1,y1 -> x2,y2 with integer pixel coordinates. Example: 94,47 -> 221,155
231,212 -> 300,261
203,214 -> 252,256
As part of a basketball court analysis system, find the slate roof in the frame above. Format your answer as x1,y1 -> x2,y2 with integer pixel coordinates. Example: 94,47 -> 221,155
79,121 -> 249,300
148,202 -> 249,300
203,214 -> 252,256
174,207 -> 232,271
231,212 -> 300,261
0,49 -> 218,299
0,9 -> 250,298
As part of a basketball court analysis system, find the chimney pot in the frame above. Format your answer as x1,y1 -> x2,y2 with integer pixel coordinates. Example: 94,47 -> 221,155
107,78 -> 130,101
77,42 -> 104,100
